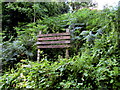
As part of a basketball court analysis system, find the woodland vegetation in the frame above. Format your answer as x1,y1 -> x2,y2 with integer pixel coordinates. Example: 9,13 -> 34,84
0,2 -> 120,89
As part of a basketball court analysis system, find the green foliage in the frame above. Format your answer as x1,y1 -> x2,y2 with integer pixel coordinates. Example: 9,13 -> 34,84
2,7 -> 119,69
2,2 -> 69,41
1,4 -> 120,89
2,22 -> 48,70
0,53 -> 119,89
35,8 -> 117,55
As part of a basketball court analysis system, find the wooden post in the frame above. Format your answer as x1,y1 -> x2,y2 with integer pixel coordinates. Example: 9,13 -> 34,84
37,49 -> 40,62
37,31 -> 42,62
66,29 -> 69,59
66,48 -> 69,59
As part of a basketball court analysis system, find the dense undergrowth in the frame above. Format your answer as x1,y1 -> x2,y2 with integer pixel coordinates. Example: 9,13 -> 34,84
0,53 -> 119,89
1,8 -> 120,89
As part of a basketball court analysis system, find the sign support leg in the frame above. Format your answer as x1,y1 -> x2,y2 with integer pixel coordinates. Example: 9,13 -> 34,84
66,48 -> 69,59
37,49 -> 40,62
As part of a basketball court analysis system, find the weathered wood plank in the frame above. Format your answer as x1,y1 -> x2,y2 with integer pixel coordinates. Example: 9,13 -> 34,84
38,32 -> 70,37
36,40 -> 70,44
37,45 -> 71,48
38,36 -> 70,41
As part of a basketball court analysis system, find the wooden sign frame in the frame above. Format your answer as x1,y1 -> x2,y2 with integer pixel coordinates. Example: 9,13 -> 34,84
37,29 -> 70,62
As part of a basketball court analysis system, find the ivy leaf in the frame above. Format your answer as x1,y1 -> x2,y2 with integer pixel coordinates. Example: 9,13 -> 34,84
74,36 -> 81,40
80,31 -> 89,36
97,28 -> 103,35
113,67 -> 119,74
110,79 -> 114,83
74,27 -> 82,30
85,34 -> 95,42
74,23 -> 85,26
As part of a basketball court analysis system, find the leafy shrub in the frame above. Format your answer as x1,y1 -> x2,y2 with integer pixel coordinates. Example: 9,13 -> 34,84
2,40 -> 26,70
2,22 -> 46,69
35,8 -> 117,56
0,52 -> 119,89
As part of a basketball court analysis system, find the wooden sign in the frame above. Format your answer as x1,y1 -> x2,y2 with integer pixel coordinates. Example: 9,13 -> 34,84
37,32 -> 71,48
37,29 -> 71,62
